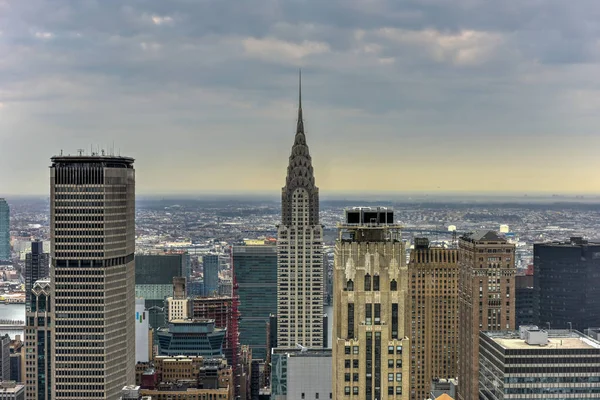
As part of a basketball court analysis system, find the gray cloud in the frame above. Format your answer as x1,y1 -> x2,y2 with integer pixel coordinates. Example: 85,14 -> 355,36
1,0 -> 600,194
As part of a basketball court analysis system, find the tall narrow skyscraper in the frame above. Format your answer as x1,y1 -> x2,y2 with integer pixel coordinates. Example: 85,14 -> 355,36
25,278 -> 52,400
457,231 -> 516,400
332,207 -> 409,400
277,73 -> 324,349
408,238 -> 459,400
203,254 -> 219,297
50,154 -> 136,399
25,241 -> 50,310
0,199 -> 9,261
233,241 -> 277,360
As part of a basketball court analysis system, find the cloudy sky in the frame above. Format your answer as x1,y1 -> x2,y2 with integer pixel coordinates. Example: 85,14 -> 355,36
1,0 -> 600,196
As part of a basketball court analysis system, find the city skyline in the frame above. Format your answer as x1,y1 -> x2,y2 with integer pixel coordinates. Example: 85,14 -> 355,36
3,1 -> 600,195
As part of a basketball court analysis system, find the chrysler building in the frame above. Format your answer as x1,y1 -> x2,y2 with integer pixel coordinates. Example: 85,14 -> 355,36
276,73 -> 324,348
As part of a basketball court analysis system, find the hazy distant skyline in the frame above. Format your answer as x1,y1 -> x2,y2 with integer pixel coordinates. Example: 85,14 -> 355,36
2,0 -> 600,195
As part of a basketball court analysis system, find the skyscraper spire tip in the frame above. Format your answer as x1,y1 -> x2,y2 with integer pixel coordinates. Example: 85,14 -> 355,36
299,68 -> 302,110
296,69 -> 304,133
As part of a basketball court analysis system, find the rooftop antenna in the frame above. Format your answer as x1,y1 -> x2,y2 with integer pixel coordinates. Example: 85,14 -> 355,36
60,149 -> 63,156
77,148 -> 84,156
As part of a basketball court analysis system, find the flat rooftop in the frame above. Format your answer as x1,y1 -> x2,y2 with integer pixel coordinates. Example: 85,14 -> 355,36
495,337 -> 599,350
485,330 -> 600,350
272,348 -> 332,357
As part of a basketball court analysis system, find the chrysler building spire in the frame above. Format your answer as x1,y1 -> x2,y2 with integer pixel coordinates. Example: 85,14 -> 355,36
282,71 -> 319,226
276,73 -> 324,349
297,69 -> 304,134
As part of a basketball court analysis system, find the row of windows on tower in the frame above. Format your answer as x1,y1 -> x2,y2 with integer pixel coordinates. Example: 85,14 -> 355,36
346,276 -> 398,291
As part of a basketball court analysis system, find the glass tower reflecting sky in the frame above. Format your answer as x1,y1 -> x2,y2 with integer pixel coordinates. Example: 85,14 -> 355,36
0,199 -> 9,261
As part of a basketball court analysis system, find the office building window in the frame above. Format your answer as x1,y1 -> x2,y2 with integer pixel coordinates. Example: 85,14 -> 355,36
373,275 -> 380,291
364,274 -> 371,291
347,303 -> 354,339
392,303 -> 398,339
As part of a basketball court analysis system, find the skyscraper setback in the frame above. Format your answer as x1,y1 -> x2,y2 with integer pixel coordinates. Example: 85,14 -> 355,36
276,75 -> 324,349
50,154 -> 136,399
0,199 -> 9,261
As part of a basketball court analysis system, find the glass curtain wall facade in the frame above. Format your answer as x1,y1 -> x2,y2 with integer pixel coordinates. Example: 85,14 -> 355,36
233,244 -> 277,360
135,253 -> 186,330
25,241 -> 50,310
0,199 -> 9,261
534,238 -> 600,332
203,255 -> 219,297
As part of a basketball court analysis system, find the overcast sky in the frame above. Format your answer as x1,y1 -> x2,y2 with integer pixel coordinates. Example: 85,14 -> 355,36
1,0 -> 600,195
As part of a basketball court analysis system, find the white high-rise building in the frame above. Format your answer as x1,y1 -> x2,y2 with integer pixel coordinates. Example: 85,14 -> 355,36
276,74 -> 324,349
50,154 -> 136,399
135,298 -> 150,363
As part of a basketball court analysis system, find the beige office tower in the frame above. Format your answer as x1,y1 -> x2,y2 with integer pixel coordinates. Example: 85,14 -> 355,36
457,231 -> 516,400
276,75 -> 324,349
333,207 -> 410,400
50,154 -> 136,399
407,238 -> 459,400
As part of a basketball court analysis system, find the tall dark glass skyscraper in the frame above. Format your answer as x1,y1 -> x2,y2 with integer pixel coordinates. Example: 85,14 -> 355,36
276,74 -> 324,348
25,241 -> 49,310
534,237 -> 600,332
203,254 -> 219,297
232,242 -> 277,360
0,199 -> 9,261
50,154 -> 135,399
